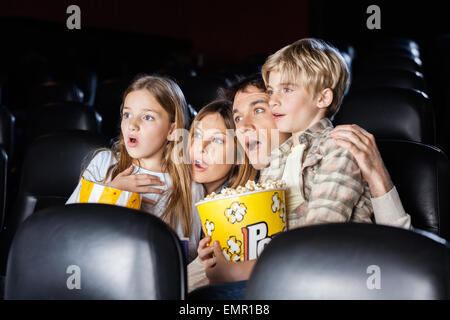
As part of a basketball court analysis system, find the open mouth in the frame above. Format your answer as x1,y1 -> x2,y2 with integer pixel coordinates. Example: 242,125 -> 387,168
194,159 -> 208,171
128,136 -> 138,147
272,113 -> 285,120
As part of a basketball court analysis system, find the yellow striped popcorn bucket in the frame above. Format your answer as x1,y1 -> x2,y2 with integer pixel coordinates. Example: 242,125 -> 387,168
75,178 -> 142,209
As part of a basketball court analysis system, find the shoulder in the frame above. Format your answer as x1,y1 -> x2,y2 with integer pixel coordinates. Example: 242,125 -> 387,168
82,149 -> 117,182
90,149 -> 116,165
317,129 -> 356,162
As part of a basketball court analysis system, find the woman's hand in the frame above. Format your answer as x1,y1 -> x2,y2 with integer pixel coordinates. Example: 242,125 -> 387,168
197,236 -> 216,268
330,124 -> 393,198
108,165 -> 165,205
199,239 -> 254,283
205,240 -> 239,283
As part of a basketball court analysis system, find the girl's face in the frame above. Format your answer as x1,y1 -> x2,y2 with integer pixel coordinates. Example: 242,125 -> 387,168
190,113 -> 234,188
121,89 -> 174,169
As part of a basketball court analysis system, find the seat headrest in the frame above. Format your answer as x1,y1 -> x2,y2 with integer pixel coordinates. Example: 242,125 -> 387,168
26,102 -> 102,141
19,130 -> 107,197
246,223 -> 450,299
334,87 -> 435,144
5,204 -> 186,300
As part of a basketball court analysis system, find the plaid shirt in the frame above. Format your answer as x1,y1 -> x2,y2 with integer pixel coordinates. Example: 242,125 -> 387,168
260,118 -> 373,229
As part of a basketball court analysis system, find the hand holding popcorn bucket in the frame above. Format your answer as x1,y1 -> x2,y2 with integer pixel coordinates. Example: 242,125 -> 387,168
73,178 -> 142,209
195,181 -> 286,262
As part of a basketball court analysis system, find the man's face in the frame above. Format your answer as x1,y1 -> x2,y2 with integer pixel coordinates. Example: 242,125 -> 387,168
232,85 -> 291,170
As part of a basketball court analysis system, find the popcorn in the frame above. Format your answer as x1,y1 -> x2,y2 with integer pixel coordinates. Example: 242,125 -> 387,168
203,180 -> 286,201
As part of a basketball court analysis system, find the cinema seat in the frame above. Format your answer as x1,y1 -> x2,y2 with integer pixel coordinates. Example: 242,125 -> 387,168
246,223 -> 450,300
177,73 -> 228,112
333,87 -> 435,144
350,69 -> 426,93
11,131 -> 108,228
28,81 -> 84,107
5,204 -> 186,300
0,105 -> 15,163
377,139 -> 450,239
353,54 -> 422,74
25,102 -> 102,142
94,78 -> 129,140
0,147 -> 6,230
356,37 -> 420,58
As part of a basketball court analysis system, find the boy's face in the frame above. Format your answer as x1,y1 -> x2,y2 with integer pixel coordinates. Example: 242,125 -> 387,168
232,85 -> 291,170
267,70 -> 326,134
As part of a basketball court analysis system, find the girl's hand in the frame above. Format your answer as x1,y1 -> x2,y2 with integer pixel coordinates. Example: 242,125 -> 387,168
330,124 -> 393,198
197,236 -> 216,268
108,165 -> 165,198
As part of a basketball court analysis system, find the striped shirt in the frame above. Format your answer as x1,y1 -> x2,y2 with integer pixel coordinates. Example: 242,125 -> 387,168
260,118 -> 374,229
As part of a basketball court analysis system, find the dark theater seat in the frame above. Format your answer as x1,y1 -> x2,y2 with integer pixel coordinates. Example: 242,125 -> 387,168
5,204 -> 186,300
333,87 -> 436,144
246,223 -> 450,300
11,131 -> 108,227
25,102 -> 102,142
350,69 -> 426,93
0,105 -> 15,163
377,139 -> 450,239
28,81 -> 84,107
353,54 -> 423,74
0,147 -> 6,230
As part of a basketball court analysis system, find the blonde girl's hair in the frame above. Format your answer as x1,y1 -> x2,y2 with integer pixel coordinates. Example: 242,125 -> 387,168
189,99 -> 257,189
103,74 -> 193,237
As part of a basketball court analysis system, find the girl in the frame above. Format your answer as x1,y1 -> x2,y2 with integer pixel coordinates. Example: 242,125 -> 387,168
66,75 -> 204,262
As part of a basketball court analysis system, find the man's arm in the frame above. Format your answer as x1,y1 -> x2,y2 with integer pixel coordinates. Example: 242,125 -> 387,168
330,124 -> 412,229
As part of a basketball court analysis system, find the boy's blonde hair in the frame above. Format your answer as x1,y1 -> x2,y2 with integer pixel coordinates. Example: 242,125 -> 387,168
262,38 -> 350,118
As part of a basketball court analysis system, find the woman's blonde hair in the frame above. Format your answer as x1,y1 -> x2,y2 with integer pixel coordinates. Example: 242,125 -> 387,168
189,99 -> 257,190
262,38 -> 350,118
104,74 -> 193,237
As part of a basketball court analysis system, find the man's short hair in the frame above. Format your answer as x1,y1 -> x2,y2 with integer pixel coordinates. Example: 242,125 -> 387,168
261,38 -> 350,118
220,73 -> 266,102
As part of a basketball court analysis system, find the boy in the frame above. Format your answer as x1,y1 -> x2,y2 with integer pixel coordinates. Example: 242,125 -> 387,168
261,38 -> 373,228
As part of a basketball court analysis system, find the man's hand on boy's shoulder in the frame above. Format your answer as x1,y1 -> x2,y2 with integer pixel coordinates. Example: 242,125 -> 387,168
330,124 -> 393,198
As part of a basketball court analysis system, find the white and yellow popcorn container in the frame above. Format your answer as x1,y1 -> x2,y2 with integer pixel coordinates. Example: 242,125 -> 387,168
195,187 -> 286,262
73,178 -> 142,209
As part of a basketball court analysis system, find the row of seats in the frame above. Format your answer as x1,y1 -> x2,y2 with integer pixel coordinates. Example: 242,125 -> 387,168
3,204 -> 449,299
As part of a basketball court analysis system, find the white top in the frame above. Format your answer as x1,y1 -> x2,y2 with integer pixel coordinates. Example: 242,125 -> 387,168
66,150 -> 204,262
281,143 -> 306,215
371,186 -> 412,229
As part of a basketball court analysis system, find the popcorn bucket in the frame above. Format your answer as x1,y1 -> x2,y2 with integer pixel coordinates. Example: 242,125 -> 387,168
74,178 -> 142,209
195,189 -> 286,262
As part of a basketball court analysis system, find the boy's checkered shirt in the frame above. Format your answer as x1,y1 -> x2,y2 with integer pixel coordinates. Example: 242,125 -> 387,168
259,118 -> 373,229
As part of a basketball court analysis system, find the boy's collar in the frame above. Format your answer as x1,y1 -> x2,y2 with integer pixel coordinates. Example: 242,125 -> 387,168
269,118 -> 333,160
295,118 -> 333,146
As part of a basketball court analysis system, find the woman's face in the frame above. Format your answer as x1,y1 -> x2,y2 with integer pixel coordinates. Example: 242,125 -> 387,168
190,113 -> 234,187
